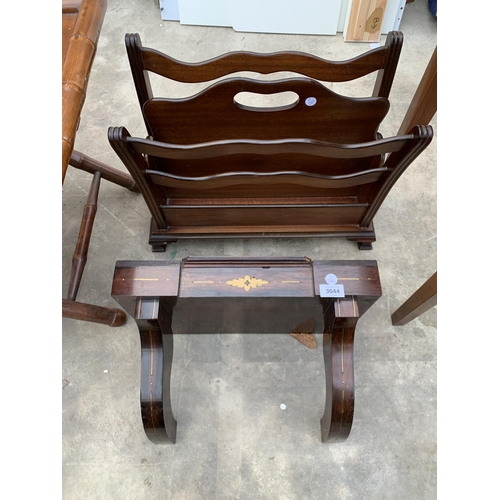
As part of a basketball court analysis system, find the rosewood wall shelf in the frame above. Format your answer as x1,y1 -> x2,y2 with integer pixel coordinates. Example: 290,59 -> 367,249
111,257 -> 382,444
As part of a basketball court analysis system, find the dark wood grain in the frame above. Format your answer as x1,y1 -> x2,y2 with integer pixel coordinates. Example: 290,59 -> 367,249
372,31 -> 404,99
321,297 -> 359,443
111,258 -> 382,444
398,47 -> 437,135
62,298 -> 126,326
69,150 -> 139,191
125,30 -> 403,118
391,272 -> 437,326
111,31 -> 431,252
147,169 -> 387,191
391,47 -> 437,326
128,134 -> 409,160
108,127 -> 168,232
109,125 -> 432,250
67,171 -> 101,301
136,297 -> 177,444
143,78 -> 389,145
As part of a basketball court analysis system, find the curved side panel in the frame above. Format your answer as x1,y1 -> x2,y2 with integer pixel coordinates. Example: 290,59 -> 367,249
139,329 -> 174,443
320,298 -> 359,443
137,298 -> 177,444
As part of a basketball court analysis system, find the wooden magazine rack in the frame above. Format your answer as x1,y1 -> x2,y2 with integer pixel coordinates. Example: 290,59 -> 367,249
109,32 -> 433,251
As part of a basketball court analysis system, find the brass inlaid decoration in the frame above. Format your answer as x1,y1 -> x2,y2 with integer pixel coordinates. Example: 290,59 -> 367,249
226,275 -> 269,291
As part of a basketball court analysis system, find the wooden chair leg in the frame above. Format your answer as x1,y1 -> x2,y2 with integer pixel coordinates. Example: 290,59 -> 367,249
64,154 -> 131,327
320,298 -> 360,443
64,171 -> 127,327
62,298 -> 126,326
69,150 -> 139,192
67,171 -> 101,301
136,297 -> 177,444
391,272 -> 437,326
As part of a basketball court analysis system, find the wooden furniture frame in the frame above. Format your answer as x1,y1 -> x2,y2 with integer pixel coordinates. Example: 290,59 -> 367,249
397,46 -> 437,135
62,0 -> 136,326
391,47 -> 437,326
111,257 -> 382,444
391,272 -> 437,326
109,123 -> 432,252
126,30 -> 403,135
108,32 -> 434,252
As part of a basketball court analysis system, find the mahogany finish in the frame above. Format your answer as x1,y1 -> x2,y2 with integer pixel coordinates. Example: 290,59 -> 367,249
109,125 -> 432,252
391,47 -> 437,326
67,171 -> 101,301
125,30 -> 403,127
321,298 -> 358,442
69,150 -> 139,192
397,47 -> 437,135
111,257 -> 382,444
110,32 -> 432,251
391,272 -> 437,326
63,298 -> 126,327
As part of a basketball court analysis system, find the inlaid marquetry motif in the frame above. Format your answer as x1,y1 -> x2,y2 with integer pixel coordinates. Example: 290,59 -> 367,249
226,275 -> 269,291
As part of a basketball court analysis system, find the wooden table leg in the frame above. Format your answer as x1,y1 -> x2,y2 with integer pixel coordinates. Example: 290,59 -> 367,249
391,272 -> 437,326
135,297 -> 177,444
320,297 -> 360,443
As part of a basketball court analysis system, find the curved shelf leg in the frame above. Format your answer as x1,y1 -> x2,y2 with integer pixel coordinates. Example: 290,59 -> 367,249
136,297 -> 177,444
320,297 -> 360,443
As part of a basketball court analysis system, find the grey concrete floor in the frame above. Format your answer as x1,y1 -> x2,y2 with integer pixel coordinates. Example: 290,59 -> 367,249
62,0 -> 437,498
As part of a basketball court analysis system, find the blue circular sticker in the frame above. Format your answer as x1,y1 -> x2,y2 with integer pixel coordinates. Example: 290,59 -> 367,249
305,97 -> 317,106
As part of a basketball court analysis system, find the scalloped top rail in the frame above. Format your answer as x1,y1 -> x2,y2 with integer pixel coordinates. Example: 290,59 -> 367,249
127,31 -> 403,85
125,134 -> 413,160
140,46 -> 390,83
125,31 -> 403,139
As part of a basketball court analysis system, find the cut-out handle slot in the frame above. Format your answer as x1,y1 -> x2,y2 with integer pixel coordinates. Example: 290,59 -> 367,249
233,91 -> 299,112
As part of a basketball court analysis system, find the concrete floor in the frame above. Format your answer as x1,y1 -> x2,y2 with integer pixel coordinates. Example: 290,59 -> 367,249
62,0 -> 437,498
